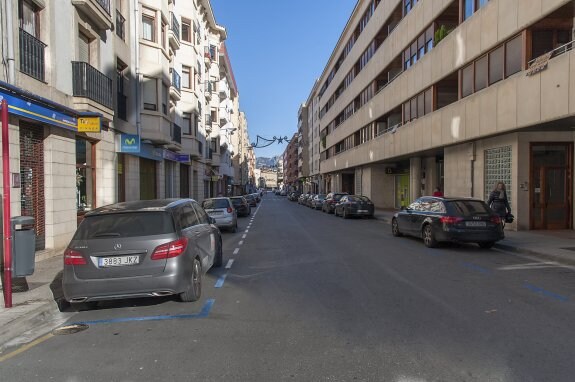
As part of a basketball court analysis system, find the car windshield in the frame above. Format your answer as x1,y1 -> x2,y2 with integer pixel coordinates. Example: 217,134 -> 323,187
351,196 -> 370,202
73,212 -> 175,240
334,194 -> 346,201
447,200 -> 491,216
202,199 -> 230,209
317,195 -> 326,199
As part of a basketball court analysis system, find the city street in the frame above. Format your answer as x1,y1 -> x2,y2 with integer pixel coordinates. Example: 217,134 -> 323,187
1,194 -> 574,381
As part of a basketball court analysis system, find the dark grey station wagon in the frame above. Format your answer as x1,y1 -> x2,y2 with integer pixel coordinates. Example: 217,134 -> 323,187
63,199 -> 222,308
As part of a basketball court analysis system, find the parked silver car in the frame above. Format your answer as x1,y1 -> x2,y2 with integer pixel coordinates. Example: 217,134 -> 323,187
201,197 -> 238,232
62,199 -> 222,308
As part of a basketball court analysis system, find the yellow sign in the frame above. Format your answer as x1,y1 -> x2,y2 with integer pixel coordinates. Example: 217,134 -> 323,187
77,117 -> 101,132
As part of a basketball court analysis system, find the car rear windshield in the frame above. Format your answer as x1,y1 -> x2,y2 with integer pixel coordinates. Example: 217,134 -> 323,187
230,198 -> 244,205
349,196 -> 370,202
202,199 -> 229,209
446,200 -> 491,216
334,194 -> 346,201
74,212 -> 175,240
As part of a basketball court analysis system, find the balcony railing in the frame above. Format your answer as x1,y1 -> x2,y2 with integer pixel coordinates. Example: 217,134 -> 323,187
116,10 -> 125,40
170,12 -> 180,42
72,61 -> 113,109
171,69 -> 181,91
172,123 -> 182,144
19,28 -> 46,82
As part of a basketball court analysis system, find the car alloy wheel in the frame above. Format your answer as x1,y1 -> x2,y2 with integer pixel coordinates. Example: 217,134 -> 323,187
423,225 -> 438,248
392,218 -> 402,237
180,258 -> 202,302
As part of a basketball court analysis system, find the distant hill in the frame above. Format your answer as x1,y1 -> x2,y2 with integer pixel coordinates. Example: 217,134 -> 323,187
256,156 -> 280,169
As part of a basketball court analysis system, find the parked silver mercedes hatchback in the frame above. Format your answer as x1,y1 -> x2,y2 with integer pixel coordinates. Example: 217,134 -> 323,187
62,199 -> 222,308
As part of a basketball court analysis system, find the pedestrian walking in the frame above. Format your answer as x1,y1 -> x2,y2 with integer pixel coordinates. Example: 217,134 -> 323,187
487,182 -> 511,225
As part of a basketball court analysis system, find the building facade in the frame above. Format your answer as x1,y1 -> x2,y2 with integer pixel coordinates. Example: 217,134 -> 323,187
0,0 -> 252,259
283,133 -> 299,192
307,0 -> 575,231
297,104 -> 310,192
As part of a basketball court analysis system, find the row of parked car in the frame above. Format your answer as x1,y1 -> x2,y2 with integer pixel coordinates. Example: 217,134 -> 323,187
284,190 -> 506,250
286,191 -> 376,219
62,193 -> 264,310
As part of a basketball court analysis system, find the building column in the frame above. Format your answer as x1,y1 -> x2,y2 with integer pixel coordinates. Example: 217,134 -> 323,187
410,157 -> 422,201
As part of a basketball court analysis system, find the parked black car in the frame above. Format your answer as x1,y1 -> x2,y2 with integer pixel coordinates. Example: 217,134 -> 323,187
334,195 -> 375,218
322,192 -> 349,214
310,194 -> 326,210
288,192 -> 301,201
391,196 -> 504,248
230,196 -> 251,217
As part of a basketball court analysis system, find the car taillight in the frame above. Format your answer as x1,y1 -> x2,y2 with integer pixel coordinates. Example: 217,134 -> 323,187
440,216 -> 464,224
490,216 -> 502,224
64,248 -> 87,265
151,237 -> 188,260
227,207 -> 233,213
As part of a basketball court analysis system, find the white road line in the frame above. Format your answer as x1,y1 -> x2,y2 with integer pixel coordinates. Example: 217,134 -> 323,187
242,234 -> 247,239
239,240 -> 243,246
245,230 -> 249,233
233,248 -> 239,255
225,259 -> 234,269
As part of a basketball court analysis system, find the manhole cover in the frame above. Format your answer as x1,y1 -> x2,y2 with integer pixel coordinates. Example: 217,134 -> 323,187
52,324 -> 89,335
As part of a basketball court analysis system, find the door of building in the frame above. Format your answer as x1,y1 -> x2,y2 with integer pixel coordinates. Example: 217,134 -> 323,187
530,143 -> 572,229
140,158 -> 157,200
180,164 -> 190,198
395,174 -> 410,209
19,123 -> 45,250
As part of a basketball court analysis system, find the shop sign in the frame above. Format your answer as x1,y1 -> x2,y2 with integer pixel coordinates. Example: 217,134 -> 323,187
120,134 -> 140,153
0,88 -> 77,130
162,149 -> 179,162
211,176 -> 220,182
177,154 -> 191,163
77,116 -> 101,132
385,167 -> 409,175
526,52 -> 552,76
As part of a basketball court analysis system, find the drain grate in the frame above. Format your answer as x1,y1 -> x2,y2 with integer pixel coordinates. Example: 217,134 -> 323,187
52,324 -> 89,335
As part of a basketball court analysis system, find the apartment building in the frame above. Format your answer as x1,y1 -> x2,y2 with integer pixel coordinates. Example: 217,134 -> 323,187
283,133 -> 300,192
310,0 -> 575,231
0,0 -> 251,258
297,103 -> 310,192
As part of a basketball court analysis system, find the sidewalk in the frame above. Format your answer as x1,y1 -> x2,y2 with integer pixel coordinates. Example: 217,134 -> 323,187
1,213 -> 575,353
373,208 -> 575,266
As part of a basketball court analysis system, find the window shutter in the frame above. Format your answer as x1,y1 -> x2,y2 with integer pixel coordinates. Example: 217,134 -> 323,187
78,33 -> 90,63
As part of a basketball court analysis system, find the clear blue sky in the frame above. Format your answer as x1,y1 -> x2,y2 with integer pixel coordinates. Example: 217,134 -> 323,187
210,0 -> 357,159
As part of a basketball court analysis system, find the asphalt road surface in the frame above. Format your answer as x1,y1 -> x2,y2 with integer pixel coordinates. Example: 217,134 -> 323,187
1,194 -> 574,381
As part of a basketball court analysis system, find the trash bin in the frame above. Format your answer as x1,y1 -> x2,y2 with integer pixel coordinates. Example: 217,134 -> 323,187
11,216 -> 35,277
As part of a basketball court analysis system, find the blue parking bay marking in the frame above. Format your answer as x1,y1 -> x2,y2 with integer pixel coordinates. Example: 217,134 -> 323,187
69,299 -> 215,325
215,273 -> 228,288
524,283 -> 568,302
461,262 -> 491,275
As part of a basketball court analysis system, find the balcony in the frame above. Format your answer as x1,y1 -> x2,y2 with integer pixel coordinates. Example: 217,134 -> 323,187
205,81 -> 213,100
170,69 -> 181,101
169,12 -> 180,51
218,79 -> 229,99
19,28 -> 46,82
181,136 -> 202,159
72,61 -> 113,116
72,0 -> 113,31
205,114 -> 212,132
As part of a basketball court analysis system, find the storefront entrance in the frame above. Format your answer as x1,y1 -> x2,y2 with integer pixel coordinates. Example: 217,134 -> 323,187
395,174 -> 410,209
530,143 -> 573,229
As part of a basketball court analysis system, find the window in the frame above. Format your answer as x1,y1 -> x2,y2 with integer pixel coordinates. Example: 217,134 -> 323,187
142,14 -> 155,42
475,55 -> 488,92
193,21 -> 200,45
161,21 -> 167,48
181,20 -> 191,42
464,0 -> 489,21
162,84 -> 168,114
209,45 -> 217,60
505,35 -> 522,76
76,138 -> 95,213
183,112 -> 191,135
461,64 -> 474,97
488,46 -> 504,84
19,0 -> 40,37
182,66 -> 191,89
424,89 -> 432,114
143,76 -> 157,111
179,204 -> 199,229
78,32 -> 91,63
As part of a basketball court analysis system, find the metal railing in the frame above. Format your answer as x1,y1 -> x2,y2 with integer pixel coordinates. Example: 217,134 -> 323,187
116,10 -> 125,40
528,39 -> 575,66
170,12 -> 180,42
171,69 -> 181,91
19,28 -> 46,82
72,61 -> 113,109
95,0 -> 110,15
172,123 -> 181,144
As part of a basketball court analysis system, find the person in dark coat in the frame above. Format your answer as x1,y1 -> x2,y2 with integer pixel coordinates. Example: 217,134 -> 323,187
487,182 -> 511,219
